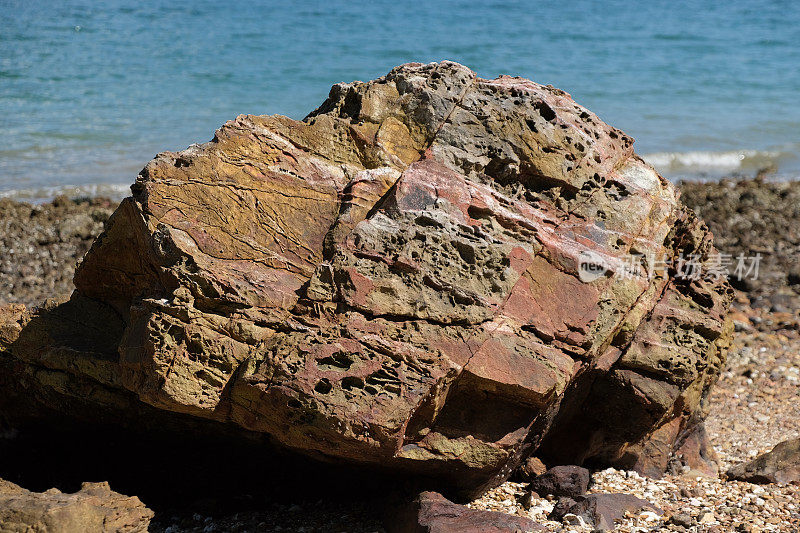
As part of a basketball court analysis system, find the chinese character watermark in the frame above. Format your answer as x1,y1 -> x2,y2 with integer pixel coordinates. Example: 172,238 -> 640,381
579,251 -> 761,282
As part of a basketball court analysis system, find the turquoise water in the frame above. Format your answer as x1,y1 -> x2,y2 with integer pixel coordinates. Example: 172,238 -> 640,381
2,0 -> 799,200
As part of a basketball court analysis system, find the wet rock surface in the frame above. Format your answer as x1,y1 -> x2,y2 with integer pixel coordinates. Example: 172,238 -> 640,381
0,62 -> 732,501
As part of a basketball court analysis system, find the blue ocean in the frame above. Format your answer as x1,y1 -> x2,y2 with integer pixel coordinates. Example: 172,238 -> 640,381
2,0 -> 799,200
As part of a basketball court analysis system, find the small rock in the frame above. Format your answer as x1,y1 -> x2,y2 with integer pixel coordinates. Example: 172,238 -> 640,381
549,496 -> 577,519
680,486 -> 703,498
530,465 -> 590,498
389,491 -> 545,532
699,511 -> 716,524
562,512 -> 588,527
549,493 -> 661,531
516,456 -> 547,481
520,490 -> 538,510
670,513 -> 693,527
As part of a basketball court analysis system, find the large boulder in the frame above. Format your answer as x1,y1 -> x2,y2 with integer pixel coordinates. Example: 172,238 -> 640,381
0,62 -> 732,498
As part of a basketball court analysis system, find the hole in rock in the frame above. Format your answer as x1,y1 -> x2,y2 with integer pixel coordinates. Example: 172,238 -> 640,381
316,351 -> 354,371
314,378 -> 333,394
341,376 -> 365,390
533,100 -> 557,122
287,398 -> 303,409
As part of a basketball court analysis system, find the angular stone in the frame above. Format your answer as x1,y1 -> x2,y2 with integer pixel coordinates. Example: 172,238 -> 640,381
549,493 -> 661,530
390,491 -> 544,533
727,437 -> 800,484
529,465 -> 590,499
0,61 -> 732,498
516,457 -> 547,481
671,422 -> 720,477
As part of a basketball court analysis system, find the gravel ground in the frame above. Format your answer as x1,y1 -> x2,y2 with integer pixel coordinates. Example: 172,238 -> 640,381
0,196 -> 116,307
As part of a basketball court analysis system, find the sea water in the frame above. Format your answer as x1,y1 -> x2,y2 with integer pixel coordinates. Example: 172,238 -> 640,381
1,0 -> 799,200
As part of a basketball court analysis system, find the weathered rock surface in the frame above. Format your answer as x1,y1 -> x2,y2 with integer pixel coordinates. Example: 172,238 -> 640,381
390,491 -> 544,533
0,479 -> 152,532
726,437 -> 800,484
0,61 -> 732,497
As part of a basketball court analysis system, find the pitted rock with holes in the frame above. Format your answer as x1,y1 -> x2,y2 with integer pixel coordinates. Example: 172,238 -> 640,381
0,62 -> 732,498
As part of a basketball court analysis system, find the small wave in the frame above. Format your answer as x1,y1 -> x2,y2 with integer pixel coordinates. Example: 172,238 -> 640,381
643,149 -> 787,175
0,183 -> 131,203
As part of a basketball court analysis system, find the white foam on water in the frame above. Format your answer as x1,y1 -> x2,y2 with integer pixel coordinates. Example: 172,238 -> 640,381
642,149 -> 787,175
0,183 -> 131,203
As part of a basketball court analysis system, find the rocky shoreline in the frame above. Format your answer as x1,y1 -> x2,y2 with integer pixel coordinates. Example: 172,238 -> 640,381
0,176 -> 798,532
0,62 -> 797,532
